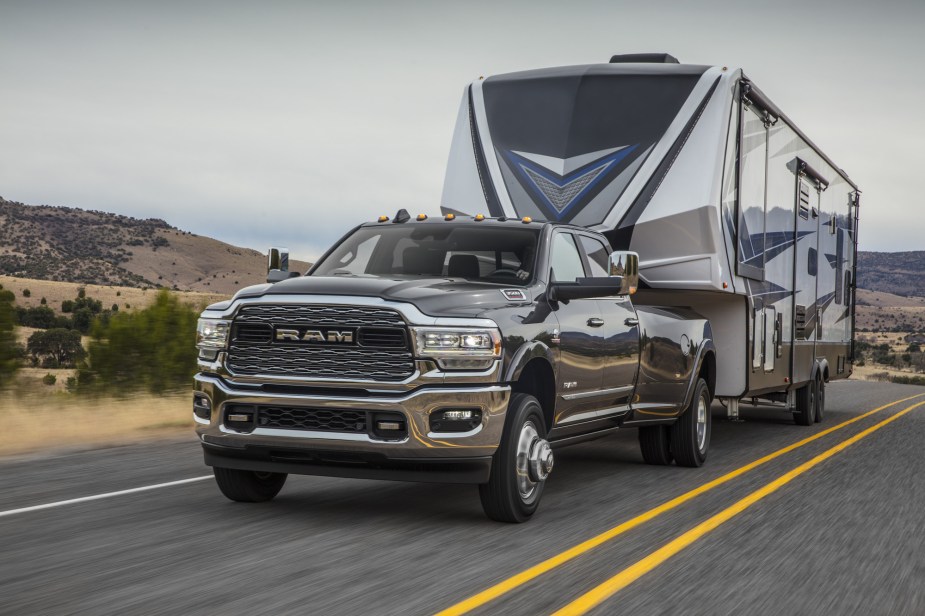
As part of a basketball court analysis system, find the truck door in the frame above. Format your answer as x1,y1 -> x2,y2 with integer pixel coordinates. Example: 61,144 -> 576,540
577,234 -> 639,407
548,232 -> 605,425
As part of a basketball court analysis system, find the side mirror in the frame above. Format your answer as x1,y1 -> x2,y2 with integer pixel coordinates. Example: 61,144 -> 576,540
267,247 -> 300,283
549,277 -> 624,302
609,250 -> 639,295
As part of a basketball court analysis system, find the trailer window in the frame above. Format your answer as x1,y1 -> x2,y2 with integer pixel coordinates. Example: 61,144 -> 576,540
736,103 -> 768,280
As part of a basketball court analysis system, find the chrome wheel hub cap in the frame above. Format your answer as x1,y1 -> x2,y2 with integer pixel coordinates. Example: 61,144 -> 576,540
515,421 -> 552,501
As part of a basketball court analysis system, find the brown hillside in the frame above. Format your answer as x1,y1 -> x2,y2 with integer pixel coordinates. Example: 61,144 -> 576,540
0,198 -> 308,295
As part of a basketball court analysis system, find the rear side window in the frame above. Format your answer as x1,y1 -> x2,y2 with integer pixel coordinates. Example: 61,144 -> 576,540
579,235 -> 610,277
549,233 -> 586,282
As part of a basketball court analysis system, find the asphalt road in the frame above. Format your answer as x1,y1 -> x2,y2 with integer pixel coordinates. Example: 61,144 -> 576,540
1,380 -> 923,616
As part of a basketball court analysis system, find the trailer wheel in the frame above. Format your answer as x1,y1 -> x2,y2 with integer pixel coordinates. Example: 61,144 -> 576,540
479,393 -> 551,523
638,426 -> 673,465
213,467 -> 287,502
794,378 -> 817,426
671,378 -> 711,468
814,376 -> 825,423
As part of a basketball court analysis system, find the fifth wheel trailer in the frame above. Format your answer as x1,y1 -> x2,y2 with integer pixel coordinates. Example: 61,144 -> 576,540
441,53 -> 859,422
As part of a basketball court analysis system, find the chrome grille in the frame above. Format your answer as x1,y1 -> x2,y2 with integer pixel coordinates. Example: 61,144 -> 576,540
234,304 -> 404,327
226,304 -> 414,381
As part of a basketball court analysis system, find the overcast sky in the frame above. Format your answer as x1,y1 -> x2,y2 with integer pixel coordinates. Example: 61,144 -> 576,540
2,0 -> 923,260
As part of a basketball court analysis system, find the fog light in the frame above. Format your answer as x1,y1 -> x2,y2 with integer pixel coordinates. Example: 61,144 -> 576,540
193,394 -> 212,420
443,410 -> 473,421
431,409 -> 482,433
377,421 -> 402,431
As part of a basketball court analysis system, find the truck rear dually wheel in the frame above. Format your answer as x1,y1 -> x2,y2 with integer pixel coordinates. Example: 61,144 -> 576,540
670,378 -> 711,467
638,425 -> 673,465
479,393 -> 551,523
213,467 -> 287,502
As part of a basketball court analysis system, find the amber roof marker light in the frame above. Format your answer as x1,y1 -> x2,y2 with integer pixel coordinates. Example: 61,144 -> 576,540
377,215 -> 389,223
474,214 -> 485,221
417,213 -> 428,221
522,216 -> 532,224
445,213 -> 456,221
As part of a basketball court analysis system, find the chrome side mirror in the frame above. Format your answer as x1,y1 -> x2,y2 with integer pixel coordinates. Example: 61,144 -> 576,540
609,251 -> 639,295
267,247 -> 294,283
268,247 -> 289,273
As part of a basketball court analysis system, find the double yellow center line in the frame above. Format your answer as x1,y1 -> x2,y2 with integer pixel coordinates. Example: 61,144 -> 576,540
437,393 -> 925,616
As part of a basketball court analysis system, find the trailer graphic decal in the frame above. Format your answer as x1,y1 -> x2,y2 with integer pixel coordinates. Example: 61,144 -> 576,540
503,145 -> 639,221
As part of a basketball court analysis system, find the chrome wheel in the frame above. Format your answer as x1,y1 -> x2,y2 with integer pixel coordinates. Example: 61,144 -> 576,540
515,420 -> 548,503
696,394 -> 708,453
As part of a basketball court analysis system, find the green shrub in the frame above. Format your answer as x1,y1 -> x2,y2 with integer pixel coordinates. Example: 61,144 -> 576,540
22,289 -> 31,298
42,373 -> 57,386
79,290 -> 198,394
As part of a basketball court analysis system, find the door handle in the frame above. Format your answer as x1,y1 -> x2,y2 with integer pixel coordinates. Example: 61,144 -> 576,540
587,318 -> 605,327
624,317 -> 639,327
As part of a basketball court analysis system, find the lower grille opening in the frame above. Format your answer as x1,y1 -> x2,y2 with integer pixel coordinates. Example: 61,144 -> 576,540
249,406 -> 409,440
258,407 -> 367,433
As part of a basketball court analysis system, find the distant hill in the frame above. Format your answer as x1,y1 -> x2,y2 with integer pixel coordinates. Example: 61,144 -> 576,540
0,198 -> 308,295
856,251 -> 925,298
1,197 -> 921,299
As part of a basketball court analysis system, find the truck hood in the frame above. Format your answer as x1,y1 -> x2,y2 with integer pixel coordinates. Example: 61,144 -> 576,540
235,275 -> 534,319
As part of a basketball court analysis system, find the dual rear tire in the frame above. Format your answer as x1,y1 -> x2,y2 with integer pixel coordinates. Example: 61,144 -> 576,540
638,378 -> 712,468
795,373 -> 825,426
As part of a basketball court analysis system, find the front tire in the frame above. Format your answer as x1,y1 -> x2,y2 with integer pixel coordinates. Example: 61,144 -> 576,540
639,425 -> 673,465
213,467 -> 287,502
479,393 -> 550,523
670,378 -> 711,468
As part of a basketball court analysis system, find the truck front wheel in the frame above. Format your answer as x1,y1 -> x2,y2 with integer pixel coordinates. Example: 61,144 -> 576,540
671,378 -> 711,467
479,393 -> 551,523
213,467 -> 288,502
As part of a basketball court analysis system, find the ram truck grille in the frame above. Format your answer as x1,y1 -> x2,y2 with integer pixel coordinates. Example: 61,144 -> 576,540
225,304 -> 415,382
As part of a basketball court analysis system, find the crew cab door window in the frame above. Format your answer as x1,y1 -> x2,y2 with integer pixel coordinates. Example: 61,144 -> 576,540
550,233 -> 586,281
578,235 -> 611,278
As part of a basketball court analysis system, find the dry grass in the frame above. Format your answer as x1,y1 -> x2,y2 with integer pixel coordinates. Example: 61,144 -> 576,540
0,391 -> 194,458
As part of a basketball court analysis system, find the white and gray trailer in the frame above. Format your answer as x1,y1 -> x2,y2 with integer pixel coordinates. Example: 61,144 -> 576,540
441,53 -> 859,422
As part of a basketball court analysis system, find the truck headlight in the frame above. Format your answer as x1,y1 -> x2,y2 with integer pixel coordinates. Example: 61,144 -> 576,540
196,318 -> 231,357
411,327 -> 501,370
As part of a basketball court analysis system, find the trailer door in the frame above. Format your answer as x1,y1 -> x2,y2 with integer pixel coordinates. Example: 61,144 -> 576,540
792,179 -> 822,384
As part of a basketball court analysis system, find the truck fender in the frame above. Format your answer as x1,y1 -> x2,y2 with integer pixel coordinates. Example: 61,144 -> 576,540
679,337 -> 716,412
504,340 -> 556,384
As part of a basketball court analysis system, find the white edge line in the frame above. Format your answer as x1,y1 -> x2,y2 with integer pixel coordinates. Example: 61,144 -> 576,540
0,476 -> 212,518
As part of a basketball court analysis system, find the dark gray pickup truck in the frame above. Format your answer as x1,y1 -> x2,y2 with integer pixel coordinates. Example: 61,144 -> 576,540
193,211 -> 715,522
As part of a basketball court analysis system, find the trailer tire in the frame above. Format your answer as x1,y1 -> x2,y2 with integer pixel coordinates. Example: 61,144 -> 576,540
638,426 -> 673,465
479,393 -> 549,523
213,467 -> 287,502
814,376 -> 825,423
670,378 -> 711,468
794,378 -> 817,426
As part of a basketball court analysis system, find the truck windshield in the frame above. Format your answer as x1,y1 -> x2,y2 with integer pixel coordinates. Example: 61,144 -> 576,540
312,224 -> 540,285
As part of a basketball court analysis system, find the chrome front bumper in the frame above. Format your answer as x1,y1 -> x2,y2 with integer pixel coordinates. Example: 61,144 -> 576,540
194,374 -> 511,461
